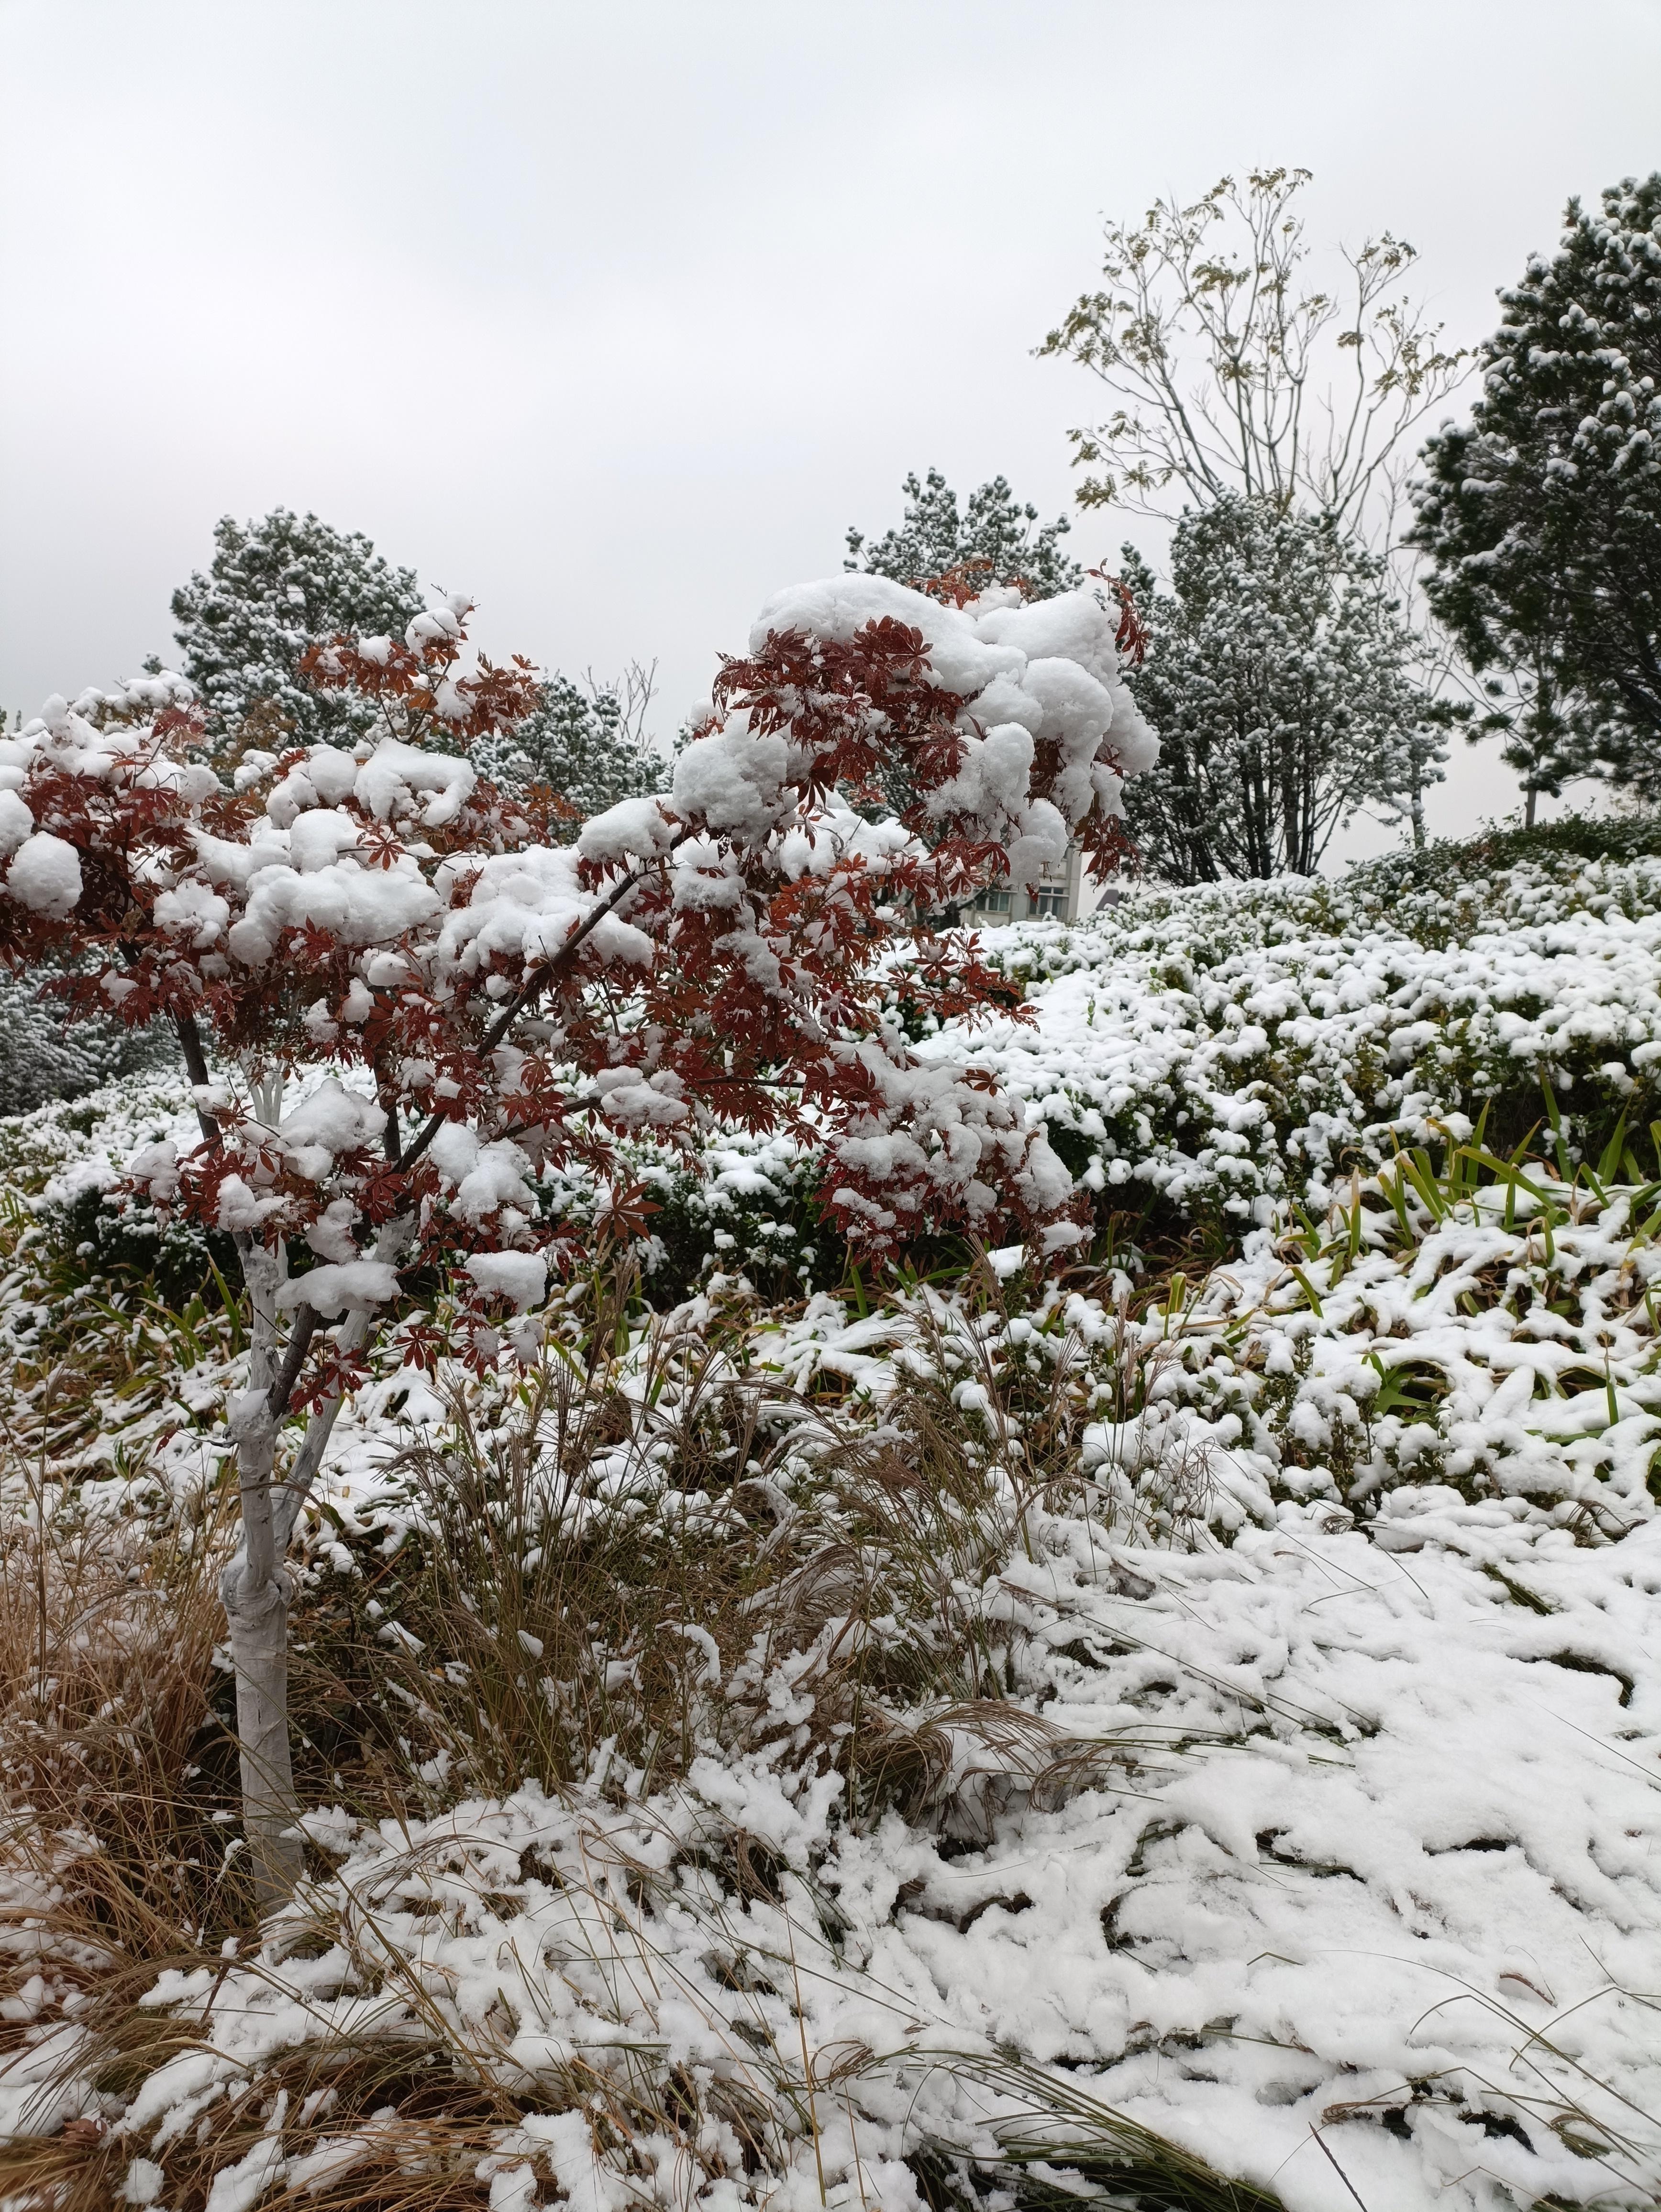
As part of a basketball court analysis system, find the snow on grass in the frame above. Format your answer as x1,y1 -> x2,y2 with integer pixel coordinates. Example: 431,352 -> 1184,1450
21,1483 -> 1657,2209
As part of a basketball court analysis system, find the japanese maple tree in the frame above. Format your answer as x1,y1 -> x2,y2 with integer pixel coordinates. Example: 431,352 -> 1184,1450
0,570 -> 1157,1907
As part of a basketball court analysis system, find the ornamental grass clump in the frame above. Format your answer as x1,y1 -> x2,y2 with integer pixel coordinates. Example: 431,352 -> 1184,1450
288,1268 -> 1191,1838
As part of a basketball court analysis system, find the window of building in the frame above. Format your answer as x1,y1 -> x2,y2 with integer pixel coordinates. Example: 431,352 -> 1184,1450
1030,886 -> 1067,918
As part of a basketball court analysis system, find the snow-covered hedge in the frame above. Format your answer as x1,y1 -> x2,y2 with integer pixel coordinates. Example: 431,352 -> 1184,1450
965,848 -> 1661,1241
1,1076 -> 838,1309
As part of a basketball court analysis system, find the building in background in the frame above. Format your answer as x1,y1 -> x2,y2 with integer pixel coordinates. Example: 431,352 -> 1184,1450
963,845 -> 1091,927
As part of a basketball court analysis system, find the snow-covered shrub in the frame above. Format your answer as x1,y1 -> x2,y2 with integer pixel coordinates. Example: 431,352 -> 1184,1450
1364,807 -> 1661,878
0,1075 -> 241,1314
25,837 -> 1661,1308
968,848 -> 1661,1244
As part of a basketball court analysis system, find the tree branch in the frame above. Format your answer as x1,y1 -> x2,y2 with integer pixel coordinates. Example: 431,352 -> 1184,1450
399,823 -> 693,1175
267,1303 -> 321,1420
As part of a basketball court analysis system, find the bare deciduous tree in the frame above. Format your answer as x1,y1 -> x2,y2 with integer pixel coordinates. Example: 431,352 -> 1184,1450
1041,167 -> 1466,542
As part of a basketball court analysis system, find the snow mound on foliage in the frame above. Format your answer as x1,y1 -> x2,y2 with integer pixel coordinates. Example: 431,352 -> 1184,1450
751,575 -> 1158,823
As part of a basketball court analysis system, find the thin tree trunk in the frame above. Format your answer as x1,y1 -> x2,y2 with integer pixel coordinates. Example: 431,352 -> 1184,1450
221,1220 -> 413,1913
223,1470 -> 300,1911
169,1017 -> 304,1912
169,852 -> 639,1909
272,1234 -> 406,1551
171,1008 -> 415,1915
221,1240 -> 303,1913
1525,785 -> 1538,830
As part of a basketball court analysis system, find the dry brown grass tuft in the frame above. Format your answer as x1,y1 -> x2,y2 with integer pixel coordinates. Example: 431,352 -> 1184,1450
0,1266 -> 1243,2210
0,1416 -> 247,2202
0,1441 -> 239,1924
282,1283 -> 1186,1846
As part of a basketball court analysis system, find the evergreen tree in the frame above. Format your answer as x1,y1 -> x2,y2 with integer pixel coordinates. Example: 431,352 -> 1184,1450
473,665 -> 666,831
1119,498 -> 1438,880
163,508 -> 667,821
162,508 -> 425,749
1410,176 -> 1661,807
0,962 -> 173,1117
846,468 -> 1082,599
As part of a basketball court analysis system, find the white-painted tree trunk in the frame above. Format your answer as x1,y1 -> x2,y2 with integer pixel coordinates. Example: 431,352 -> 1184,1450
221,1239 -> 304,1914
218,1214 -> 414,1916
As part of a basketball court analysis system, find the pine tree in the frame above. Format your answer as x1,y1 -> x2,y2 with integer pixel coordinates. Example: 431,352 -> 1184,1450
1118,498 -> 1437,880
161,509 -> 426,749
1410,176 -> 1661,807
0,961 -> 173,1116
846,469 -> 1082,600
472,666 -> 666,830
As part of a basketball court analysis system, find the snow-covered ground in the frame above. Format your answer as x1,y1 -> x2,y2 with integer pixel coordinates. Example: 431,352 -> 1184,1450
3,846 -> 1661,2210
152,1495 -> 1653,2212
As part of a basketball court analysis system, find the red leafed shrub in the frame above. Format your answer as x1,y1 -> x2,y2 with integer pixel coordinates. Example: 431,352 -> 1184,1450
0,572 -> 1155,1394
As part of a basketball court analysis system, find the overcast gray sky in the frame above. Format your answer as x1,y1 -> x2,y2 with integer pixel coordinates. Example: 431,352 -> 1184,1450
4,0 -> 1660,858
